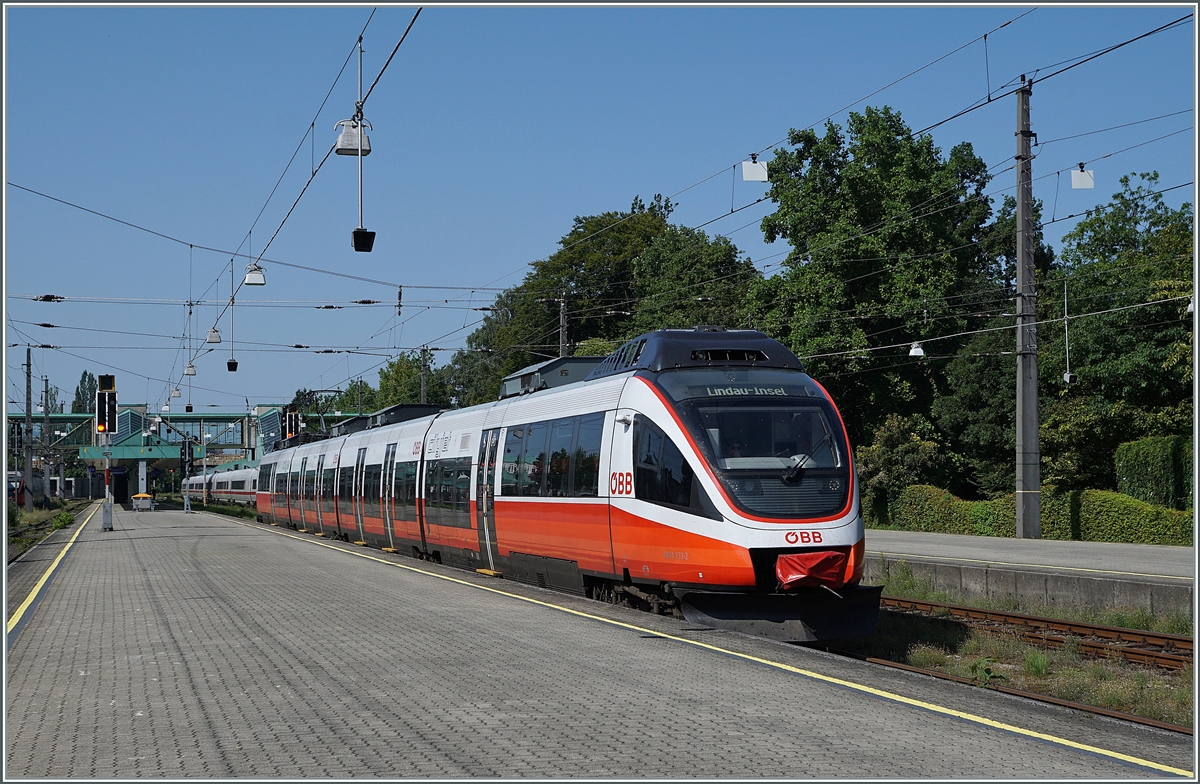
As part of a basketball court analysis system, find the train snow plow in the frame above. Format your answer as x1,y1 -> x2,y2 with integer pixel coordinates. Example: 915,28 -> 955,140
678,584 -> 883,642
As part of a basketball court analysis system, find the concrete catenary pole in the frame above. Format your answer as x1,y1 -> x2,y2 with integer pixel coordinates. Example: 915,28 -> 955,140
559,292 -> 568,357
43,376 -> 51,505
1015,75 -> 1041,539
24,347 -> 33,513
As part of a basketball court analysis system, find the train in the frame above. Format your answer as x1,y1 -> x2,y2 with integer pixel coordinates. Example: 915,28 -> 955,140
7,471 -> 46,507
194,328 -> 882,641
182,469 -> 257,507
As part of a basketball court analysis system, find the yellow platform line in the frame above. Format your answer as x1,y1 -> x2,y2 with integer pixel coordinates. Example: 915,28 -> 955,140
214,513 -> 1191,778
7,504 -> 99,634
868,550 -> 1194,582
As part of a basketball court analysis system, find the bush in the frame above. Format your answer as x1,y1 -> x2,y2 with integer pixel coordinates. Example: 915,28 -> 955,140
7,499 -> 19,527
1115,435 -> 1193,510
881,484 -> 1190,546
1078,489 -> 1193,546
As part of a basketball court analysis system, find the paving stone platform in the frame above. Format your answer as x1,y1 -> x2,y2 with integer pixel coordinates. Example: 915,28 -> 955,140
5,505 -> 1193,778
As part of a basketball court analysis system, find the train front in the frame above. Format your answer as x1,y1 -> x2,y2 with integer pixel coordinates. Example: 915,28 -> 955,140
607,328 -> 881,641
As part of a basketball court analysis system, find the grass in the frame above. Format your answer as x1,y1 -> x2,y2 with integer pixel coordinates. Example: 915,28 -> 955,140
6,498 -> 93,560
833,560 -> 1195,727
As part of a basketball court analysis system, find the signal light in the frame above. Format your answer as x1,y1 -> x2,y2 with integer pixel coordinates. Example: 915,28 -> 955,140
95,389 -> 117,434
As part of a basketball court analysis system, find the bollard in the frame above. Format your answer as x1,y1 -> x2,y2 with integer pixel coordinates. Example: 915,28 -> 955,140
102,501 -> 113,531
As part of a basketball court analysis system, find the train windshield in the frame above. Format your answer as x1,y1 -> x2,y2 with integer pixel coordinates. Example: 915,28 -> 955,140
653,368 -> 851,519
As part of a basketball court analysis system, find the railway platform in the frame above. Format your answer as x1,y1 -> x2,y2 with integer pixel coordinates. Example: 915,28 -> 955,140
5,503 -> 1193,778
864,528 -> 1194,615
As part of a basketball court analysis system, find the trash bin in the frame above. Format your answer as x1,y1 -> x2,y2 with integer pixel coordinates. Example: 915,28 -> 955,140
132,493 -> 152,511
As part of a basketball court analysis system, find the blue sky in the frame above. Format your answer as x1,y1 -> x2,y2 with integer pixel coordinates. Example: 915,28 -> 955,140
4,5 -> 1195,415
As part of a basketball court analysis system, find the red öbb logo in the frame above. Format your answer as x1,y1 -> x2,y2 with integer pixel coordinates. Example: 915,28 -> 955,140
785,530 -> 823,544
785,531 -> 799,544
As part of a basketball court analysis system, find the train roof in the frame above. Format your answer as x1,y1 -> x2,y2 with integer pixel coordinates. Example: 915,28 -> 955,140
584,327 -> 804,381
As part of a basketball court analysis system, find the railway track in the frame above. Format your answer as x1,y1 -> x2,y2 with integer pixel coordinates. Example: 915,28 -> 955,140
881,596 -> 1193,671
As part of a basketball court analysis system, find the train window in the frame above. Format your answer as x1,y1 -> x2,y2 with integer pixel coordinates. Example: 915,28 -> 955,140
321,467 -> 336,516
424,460 -> 442,527
363,464 -> 383,519
289,471 -> 300,502
501,427 -> 523,497
338,465 -> 353,503
232,480 -> 245,490
453,456 -> 472,526
258,463 -> 273,493
393,461 -> 417,522
633,415 -> 719,520
546,418 -> 575,497
519,421 -> 550,496
573,413 -> 604,497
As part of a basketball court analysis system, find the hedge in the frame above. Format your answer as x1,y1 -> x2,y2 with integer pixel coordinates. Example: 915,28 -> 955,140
886,484 -> 1192,546
1114,435 -> 1193,510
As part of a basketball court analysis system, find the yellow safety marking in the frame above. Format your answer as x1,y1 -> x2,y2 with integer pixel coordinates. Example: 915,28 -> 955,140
7,504 -> 99,634
214,513 -> 1192,777
868,550 -> 1194,583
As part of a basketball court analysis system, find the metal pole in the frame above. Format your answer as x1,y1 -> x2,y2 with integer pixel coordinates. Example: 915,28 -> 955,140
559,292 -> 568,357
43,376 -> 51,506
357,38 -> 364,229
24,347 -> 33,513
1015,75 -> 1040,539
420,349 -> 428,405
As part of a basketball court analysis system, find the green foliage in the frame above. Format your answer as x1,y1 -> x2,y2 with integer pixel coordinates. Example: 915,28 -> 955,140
71,370 -> 97,414
752,105 -> 995,444
1114,435 -> 1192,510
628,225 -> 759,334
1024,649 -> 1051,678
855,414 -> 953,526
51,511 -> 73,530
377,351 -> 453,409
572,337 -> 618,357
969,656 -> 1007,687
1078,489 -> 1192,546
885,483 -> 1189,545
7,499 -> 19,527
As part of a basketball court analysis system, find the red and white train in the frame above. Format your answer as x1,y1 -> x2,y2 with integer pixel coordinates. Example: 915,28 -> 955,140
199,328 -> 881,640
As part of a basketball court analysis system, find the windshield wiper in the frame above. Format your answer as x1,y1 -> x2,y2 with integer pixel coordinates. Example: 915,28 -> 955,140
781,432 -> 833,484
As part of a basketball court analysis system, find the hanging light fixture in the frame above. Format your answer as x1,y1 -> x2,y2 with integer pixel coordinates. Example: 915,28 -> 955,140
244,262 -> 266,287
171,387 -> 181,398
206,327 -> 221,344
334,118 -> 372,156
185,403 -> 193,413
909,342 -> 925,357
1188,296 -> 1194,315
161,403 -> 170,412
184,363 -> 196,376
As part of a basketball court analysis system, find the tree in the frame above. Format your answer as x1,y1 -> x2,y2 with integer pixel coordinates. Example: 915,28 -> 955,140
377,351 -> 453,409
1034,173 -> 1193,490
749,106 -> 993,445
855,413 -> 955,526
71,371 -> 97,414
445,195 -> 676,407
930,195 -> 1055,499
629,226 -> 759,335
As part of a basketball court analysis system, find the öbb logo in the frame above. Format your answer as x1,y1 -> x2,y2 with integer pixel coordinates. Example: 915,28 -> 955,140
609,472 -> 634,495
785,530 -> 823,545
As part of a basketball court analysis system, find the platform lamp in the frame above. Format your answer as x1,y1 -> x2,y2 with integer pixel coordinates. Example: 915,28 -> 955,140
909,342 -> 925,358
337,35 -> 375,253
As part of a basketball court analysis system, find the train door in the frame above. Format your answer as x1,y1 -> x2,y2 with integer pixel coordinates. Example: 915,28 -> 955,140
314,454 -> 326,534
475,428 -> 501,572
298,457 -> 309,530
607,409 -> 638,574
352,447 -> 367,543
382,443 -> 397,550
